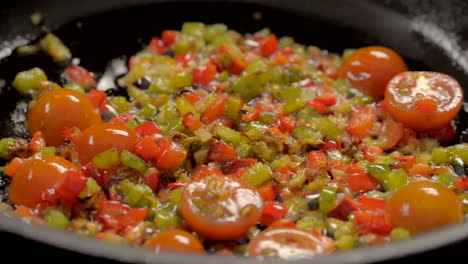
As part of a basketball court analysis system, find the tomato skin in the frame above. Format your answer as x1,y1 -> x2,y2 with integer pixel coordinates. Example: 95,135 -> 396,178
386,181 -> 463,233
181,174 -> 263,241
27,89 -> 102,146
339,46 -> 407,99
8,156 -> 81,208
385,71 -> 463,131
144,229 -> 205,254
74,123 -> 137,165
247,228 -> 335,259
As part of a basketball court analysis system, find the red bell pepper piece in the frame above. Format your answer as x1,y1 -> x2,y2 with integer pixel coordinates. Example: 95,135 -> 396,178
377,119 -> 404,150
135,121 -> 161,137
182,113 -> 202,131
266,219 -> 296,230
144,170 -> 159,191
147,37 -> 165,54
327,196 -> 359,221
56,170 -> 87,200
201,95 -> 227,124
353,211 -> 391,235
307,151 -> 327,169
4,158 -> 27,178
275,115 -> 295,133
346,106 -> 377,139
208,141 -> 237,162
87,89 -> 108,113
175,53 -> 197,67
184,92 -> 203,105
154,138 -> 187,170
162,30 -> 177,46
66,65 -> 96,89
258,183 -> 277,202
363,145 -> 383,162
192,63 -> 217,86
29,131 -> 45,153
259,34 -> 278,57
167,181 -> 187,190
110,113 -> 135,125
135,137 -> 160,161
260,202 -> 288,226
347,172 -> 380,194
454,176 -> 468,192
61,127 -> 81,142
306,100 -> 326,115
356,195 -> 386,213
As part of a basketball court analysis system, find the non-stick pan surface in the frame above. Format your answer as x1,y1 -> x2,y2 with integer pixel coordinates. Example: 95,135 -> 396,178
1,0 -> 468,263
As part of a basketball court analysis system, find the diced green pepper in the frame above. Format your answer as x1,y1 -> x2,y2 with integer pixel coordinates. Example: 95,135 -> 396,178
128,85 -> 151,105
283,196 -> 308,220
214,124 -> 242,144
12,67 -> 47,94
182,22 -> 205,39
139,104 -> 157,120
64,83 -> 85,94
384,168 -> 408,191
437,172 -> 459,187
451,144 -> 468,165
233,74 -> 264,100
283,98 -> 306,114
235,141 -> 251,159
337,234 -> 356,250
252,141 -> 276,162
79,178 -> 101,199
366,164 -> 390,182
319,186 -> 337,214
120,150 -> 147,173
109,96 -> 131,114
204,24 -> 228,43
40,147 -> 56,156
40,33 -> 71,61
390,227 -> 411,241
245,59 -> 268,74
154,208 -> 182,229
432,147 -> 451,164
317,117 -> 338,140
294,126 -> 322,145
175,95 -> 197,116
243,162 -> 272,187
92,148 -> 120,169
0,138 -> 16,159
271,155 -> 292,170
44,207 -> 69,229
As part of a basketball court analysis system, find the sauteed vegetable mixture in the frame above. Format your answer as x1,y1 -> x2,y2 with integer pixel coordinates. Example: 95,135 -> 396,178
1,22 -> 467,259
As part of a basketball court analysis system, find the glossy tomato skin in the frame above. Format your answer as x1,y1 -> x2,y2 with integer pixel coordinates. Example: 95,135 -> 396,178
8,156 -> 81,208
27,89 -> 102,146
74,123 -> 137,165
386,181 -> 463,234
385,71 -> 463,131
144,229 -> 205,254
247,228 -> 334,259
338,46 -> 407,99
181,174 -> 263,241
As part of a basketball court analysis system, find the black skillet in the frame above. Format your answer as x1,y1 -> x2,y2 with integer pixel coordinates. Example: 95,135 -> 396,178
1,0 -> 468,263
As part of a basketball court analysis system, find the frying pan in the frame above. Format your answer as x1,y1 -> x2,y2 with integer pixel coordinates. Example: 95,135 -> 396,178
1,0 -> 468,263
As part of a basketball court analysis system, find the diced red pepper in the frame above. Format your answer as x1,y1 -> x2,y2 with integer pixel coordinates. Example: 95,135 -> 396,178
225,158 -> 257,174
363,145 -> 383,162
376,100 -> 390,120
127,208 -> 148,222
175,53 -> 197,67
82,162 -> 112,187
61,127 -> 81,142
29,131 -> 45,153
327,159 -> 347,177
409,162 -> 432,178
218,45 -> 247,75
327,196 -> 359,221
347,172 -> 380,194
87,89 -> 108,113
242,105 -> 266,123
306,100 -> 326,115
307,151 -> 327,169
208,141 -> 237,162
259,34 -> 278,57
314,94 -> 336,106
192,63 -> 217,86
266,219 -> 296,230
394,155 -> 416,164
147,37 -> 165,54
346,163 -> 365,174
184,92 -> 203,105
258,183 -> 277,202
135,137 -> 160,161
201,95 -> 227,124
346,106 -> 377,139
260,202 -> 288,226
430,123 -> 456,144
56,170 -> 87,200
135,121 -> 161,137
154,138 -> 187,170
263,127 -> 284,138
320,140 -> 341,152
167,181 -> 187,190
454,176 -> 468,192
182,113 -> 202,131
162,30 -> 177,46
66,65 -> 96,89
353,211 -> 391,235
97,200 -> 130,218
12,207 -> 39,218
110,113 -> 135,125
4,158 -> 27,178
377,119 -> 404,150
356,195 -> 386,213
144,170 -> 159,191
275,115 -> 295,133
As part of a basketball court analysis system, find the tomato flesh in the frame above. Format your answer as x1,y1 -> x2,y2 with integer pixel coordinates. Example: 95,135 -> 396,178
247,228 -> 334,259
27,89 -> 102,146
74,123 -> 137,165
9,156 -> 81,208
386,181 -> 463,233
144,229 -> 205,254
181,174 -> 263,241
385,71 -> 463,131
339,46 -> 407,99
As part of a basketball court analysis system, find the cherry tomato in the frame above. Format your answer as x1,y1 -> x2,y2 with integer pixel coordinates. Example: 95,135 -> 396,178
27,89 -> 102,146
247,228 -> 334,259
8,156 -> 81,208
144,229 -> 205,254
386,181 -> 463,234
385,71 -> 463,131
338,46 -> 407,99
181,174 -> 263,241
74,123 -> 137,165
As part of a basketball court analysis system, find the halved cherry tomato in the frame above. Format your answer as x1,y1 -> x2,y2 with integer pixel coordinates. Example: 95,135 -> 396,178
338,46 -> 407,99
65,65 -> 96,89
181,174 -> 262,241
144,229 -> 205,254
385,71 -> 464,131
74,123 -> 137,165
27,89 -> 102,146
386,181 -> 463,233
247,228 -> 335,259
8,156 -> 81,208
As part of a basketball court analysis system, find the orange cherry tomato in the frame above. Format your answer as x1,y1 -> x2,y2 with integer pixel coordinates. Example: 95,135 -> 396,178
385,71 -> 463,131
338,46 -> 407,99
144,229 -> 205,254
247,228 -> 334,259
386,181 -> 463,234
27,89 -> 102,146
8,156 -> 81,208
181,174 -> 263,241
74,123 -> 137,165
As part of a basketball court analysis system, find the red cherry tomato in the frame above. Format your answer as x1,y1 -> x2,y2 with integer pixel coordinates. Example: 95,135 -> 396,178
8,156 -> 81,208
181,174 -> 263,241
144,229 -> 205,254
27,89 -> 102,146
338,46 -> 407,99
385,71 -> 464,131
247,228 -> 335,259
74,123 -> 137,165
386,181 -> 463,234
